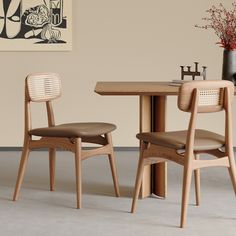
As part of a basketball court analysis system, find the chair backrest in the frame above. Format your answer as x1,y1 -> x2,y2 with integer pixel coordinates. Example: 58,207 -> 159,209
177,80 -> 234,154
26,73 -> 62,102
178,80 -> 234,113
24,73 -> 62,132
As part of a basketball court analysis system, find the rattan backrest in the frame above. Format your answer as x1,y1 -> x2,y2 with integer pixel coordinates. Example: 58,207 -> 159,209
178,80 -> 234,113
26,73 -> 62,102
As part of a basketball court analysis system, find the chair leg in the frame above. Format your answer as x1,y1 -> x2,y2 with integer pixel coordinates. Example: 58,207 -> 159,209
131,145 -> 146,213
106,133 -> 120,197
180,163 -> 193,228
75,138 -> 82,209
108,153 -> 120,197
194,154 -> 200,206
13,138 -> 30,201
228,153 -> 236,195
49,148 -> 56,191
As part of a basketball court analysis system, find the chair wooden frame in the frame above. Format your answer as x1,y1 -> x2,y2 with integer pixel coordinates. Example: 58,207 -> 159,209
131,80 -> 236,228
13,73 -> 120,209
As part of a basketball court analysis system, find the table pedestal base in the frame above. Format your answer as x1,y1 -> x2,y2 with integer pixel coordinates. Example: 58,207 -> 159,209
140,95 -> 167,198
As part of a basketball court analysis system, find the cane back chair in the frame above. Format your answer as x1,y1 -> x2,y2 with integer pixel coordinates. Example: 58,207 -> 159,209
131,80 -> 236,227
13,73 -> 120,208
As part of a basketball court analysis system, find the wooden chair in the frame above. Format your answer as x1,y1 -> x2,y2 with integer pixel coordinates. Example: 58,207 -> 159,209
13,72 -> 120,208
131,80 -> 236,228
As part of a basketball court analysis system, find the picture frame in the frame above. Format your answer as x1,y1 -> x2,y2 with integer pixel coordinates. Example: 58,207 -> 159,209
0,0 -> 72,51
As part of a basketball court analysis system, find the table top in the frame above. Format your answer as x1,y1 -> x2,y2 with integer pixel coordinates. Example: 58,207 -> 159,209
95,81 -> 179,96
95,81 -> 236,96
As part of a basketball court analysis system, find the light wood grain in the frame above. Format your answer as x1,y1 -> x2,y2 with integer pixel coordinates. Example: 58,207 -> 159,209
153,96 -> 167,198
95,81 -> 236,201
194,154 -> 200,206
131,141 -> 147,213
131,81 -> 236,228
13,74 -> 120,209
75,138 -> 82,209
106,133 -> 120,197
139,96 -> 152,198
95,82 -> 179,96
95,81 -> 236,96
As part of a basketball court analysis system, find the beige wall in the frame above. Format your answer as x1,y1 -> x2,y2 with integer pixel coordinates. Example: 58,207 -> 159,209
0,0 -> 235,147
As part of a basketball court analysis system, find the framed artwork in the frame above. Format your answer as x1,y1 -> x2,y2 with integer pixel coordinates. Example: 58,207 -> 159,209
0,0 -> 72,51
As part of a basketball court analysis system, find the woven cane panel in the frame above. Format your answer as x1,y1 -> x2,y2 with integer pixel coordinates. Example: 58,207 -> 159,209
198,89 -> 221,106
27,73 -> 61,102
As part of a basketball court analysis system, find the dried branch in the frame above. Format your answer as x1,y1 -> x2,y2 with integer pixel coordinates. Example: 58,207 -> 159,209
196,2 -> 236,50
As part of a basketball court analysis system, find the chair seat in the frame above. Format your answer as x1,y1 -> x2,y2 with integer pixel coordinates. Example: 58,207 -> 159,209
136,129 -> 225,151
29,122 -> 116,138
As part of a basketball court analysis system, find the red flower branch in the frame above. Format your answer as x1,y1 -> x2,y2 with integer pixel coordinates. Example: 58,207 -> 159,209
195,3 -> 236,50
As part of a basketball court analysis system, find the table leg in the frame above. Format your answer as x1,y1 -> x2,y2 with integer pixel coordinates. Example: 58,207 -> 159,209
153,96 -> 167,198
139,95 -> 152,198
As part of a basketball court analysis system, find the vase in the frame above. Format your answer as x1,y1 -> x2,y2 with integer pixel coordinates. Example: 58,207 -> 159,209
222,49 -> 236,85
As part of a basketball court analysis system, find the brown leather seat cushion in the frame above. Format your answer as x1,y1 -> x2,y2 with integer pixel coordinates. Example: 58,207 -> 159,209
136,129 -> 225,151
29,122 -> 116,138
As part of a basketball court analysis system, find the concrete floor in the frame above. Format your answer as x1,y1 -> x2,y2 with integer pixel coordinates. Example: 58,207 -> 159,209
0,150 -> 235,236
